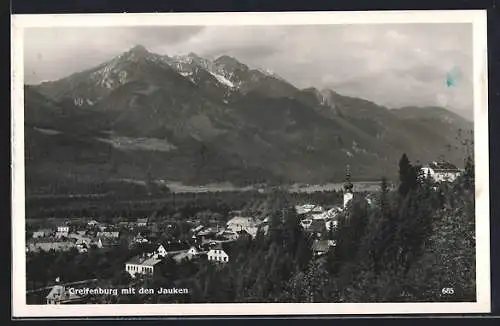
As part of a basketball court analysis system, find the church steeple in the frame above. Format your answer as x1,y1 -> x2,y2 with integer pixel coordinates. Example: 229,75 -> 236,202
343,165 -> 353,193
343,165 -> 354,208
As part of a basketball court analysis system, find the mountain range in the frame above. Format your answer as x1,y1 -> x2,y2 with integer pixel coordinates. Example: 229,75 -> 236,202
24,45 -> 473,196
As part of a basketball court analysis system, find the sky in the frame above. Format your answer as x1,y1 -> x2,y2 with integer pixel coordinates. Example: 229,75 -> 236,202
24,24 -> 473,120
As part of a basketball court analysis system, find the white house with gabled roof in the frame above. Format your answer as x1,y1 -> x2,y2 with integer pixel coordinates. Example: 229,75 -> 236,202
421,161 -> 462,183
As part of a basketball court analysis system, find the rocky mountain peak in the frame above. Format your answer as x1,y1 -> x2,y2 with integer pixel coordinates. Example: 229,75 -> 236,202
128,44 -> 149,55
214,55 -> 248,72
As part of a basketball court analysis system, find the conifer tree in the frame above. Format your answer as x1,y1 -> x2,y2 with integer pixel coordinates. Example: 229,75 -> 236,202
329,199 -> 368,276
398,153 -> 412,197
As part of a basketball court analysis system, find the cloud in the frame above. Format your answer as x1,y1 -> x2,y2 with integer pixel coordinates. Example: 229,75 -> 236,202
23,23 -> 473,118
23,26 -> 203,82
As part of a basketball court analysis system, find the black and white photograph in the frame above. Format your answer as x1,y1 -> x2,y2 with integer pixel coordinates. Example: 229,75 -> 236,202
11,11 -> 489,317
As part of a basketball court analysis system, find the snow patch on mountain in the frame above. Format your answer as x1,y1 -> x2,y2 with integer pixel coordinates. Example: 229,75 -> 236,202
166,54 -> 239,89
88,57 -> 130,92
208,71 -> 235,88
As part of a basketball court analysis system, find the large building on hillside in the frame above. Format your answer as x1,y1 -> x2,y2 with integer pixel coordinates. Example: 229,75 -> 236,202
421,161 -> 462,183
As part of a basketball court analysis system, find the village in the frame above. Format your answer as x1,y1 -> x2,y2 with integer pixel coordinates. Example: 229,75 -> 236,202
26,160 -> 463,304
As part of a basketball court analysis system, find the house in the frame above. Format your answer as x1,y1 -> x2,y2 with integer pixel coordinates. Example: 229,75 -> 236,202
207,242 -> 233,263
295,204 -> 324,216
76,242 -> 88,253
325,219 -> 339,232
55,231 -> 69,239
133,234 -> 150,244
190,225 -> 204,235
187,246 -> 200,256
125,254 -> 163,278
155,241 -> 191,258
57,226 -> 70,233
311,207 -> 342,220
32,229 -> 53,239
136,218 -> 148,227
55,225 -> 70,238
226,216 -> 259,238
312,240 -> 336,257
87,220 -> 99,227
421,161 -> 462,183
300,218 -> 313,230
96,231 -> 120,239
156,243 -> 169,257
95,237 -> 118,249
46,284 -> 84,304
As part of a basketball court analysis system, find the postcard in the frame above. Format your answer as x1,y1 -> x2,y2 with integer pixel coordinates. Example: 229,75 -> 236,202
11,10 -> 489,317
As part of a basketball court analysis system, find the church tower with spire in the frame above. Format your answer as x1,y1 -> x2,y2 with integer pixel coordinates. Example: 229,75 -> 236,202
343,165 -> 354,209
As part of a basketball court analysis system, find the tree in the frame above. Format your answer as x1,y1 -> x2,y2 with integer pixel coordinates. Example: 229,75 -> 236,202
328,199 -> 369,277
398,153 -> 412,197
463,155 -> 474,190
282,259 -> 335,302
404,184 -> 476,301
144,169 -> 156,196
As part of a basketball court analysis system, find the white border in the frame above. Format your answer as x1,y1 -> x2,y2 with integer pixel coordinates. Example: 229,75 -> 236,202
11,10 -> 490,317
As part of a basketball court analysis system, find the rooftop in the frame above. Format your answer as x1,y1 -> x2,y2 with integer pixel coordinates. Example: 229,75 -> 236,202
46,285 -> 82,301
159,241 -> 191,251
295,204 -> 324,215
427,161 -> 461,172
210,241 -> 236,256
126,254 -> 163,266
227,216 -> 257,227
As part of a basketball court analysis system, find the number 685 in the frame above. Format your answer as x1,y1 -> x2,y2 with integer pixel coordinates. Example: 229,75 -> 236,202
441,287 -> 455,295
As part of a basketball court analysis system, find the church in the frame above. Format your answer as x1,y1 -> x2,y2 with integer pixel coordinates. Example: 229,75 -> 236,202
343,165 -> 354,209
